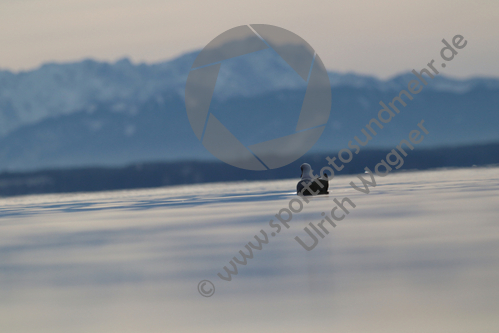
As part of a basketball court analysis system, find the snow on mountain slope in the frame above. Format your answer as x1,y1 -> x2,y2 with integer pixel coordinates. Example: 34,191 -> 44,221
1,49 -> 498,137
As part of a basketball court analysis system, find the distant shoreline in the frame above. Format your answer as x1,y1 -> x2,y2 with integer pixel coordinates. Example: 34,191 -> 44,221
0,142 -> 498,198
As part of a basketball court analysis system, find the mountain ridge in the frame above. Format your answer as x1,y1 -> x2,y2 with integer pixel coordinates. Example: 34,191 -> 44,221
0,49 -> 498,172
1,50 -> 498,137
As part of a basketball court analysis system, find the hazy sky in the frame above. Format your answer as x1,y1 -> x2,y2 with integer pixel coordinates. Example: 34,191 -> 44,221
0,0 -> 497,78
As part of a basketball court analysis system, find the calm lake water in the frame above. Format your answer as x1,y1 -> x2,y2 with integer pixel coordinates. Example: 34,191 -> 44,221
0,167 -> 498,332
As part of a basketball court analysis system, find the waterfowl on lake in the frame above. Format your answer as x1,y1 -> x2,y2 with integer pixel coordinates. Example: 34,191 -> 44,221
296,163 -> 329,196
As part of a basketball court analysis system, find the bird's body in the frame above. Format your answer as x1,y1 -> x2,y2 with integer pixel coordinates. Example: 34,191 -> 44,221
296,163 -> 329,196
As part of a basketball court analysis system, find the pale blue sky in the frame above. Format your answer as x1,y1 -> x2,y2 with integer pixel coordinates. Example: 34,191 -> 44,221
0,0 -> 497,78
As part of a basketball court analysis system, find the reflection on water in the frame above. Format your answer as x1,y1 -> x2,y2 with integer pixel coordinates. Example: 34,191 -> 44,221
0,168 -> 498,332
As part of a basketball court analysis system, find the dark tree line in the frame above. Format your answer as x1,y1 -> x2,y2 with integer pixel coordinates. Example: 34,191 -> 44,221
0,142 -> 498,197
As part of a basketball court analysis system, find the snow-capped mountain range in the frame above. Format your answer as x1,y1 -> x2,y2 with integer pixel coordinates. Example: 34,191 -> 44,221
0,49 -> 498,171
